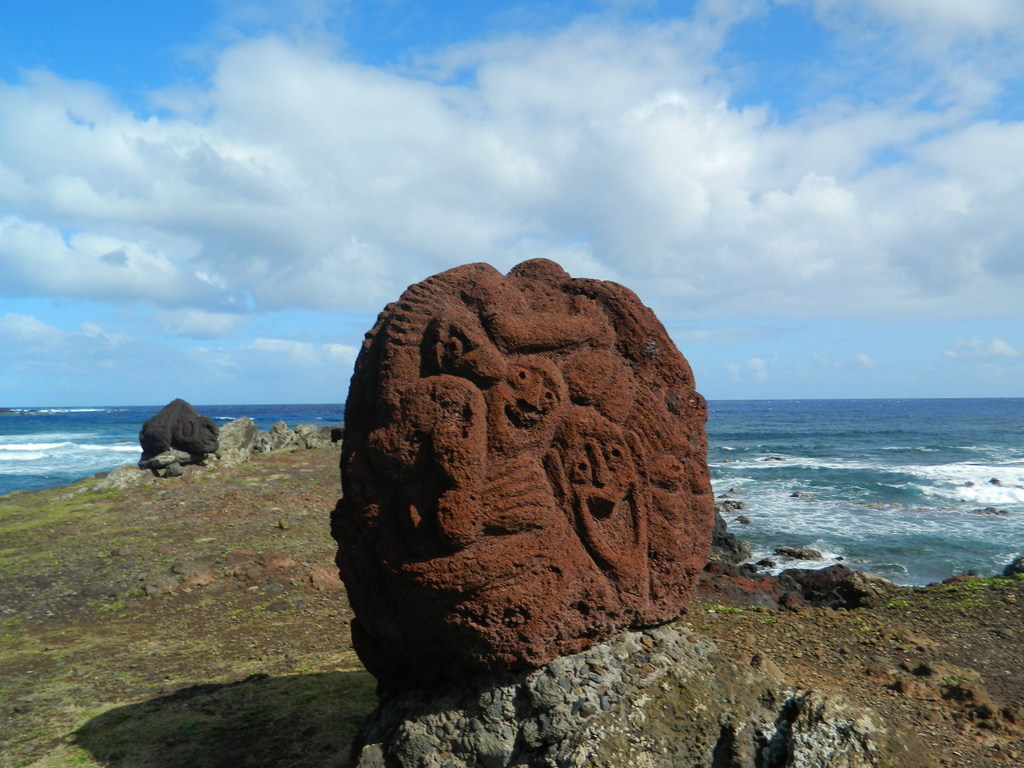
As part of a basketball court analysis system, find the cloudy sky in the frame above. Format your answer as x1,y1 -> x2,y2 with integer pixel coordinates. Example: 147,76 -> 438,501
1,0 -> 1022,406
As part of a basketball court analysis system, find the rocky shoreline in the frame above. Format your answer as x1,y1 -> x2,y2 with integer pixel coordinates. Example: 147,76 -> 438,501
2,445 -> 1023,767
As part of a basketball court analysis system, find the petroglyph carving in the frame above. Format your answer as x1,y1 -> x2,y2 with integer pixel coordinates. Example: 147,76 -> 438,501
332,259 -> 713,688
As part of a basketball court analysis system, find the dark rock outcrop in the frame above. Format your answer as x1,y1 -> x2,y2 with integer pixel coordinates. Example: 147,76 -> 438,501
349,622 -> 933,768
139,399 -> 218,459
775,545 -> 824,561
1004,556 -> 1024,578
779,564 -> 896,609
333,259 -> 714,689
697,562 -> 897,612
709,505 -> 752,564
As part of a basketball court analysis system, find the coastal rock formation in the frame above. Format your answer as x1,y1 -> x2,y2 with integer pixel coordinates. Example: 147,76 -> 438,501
139,399 -> 219,459
349,622 -> 933,768
332,258 -> 714,689
217,419 -> 339,465
709,504 -> 752,564
215,417 -> 260,466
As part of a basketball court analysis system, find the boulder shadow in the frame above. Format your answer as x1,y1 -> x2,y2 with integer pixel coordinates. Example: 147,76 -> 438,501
74,670 -> 376,768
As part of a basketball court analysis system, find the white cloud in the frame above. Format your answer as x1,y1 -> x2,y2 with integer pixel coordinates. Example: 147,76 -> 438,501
855,0 -> 1024,41
670,324 -> 794,346
155,309 -> 247,338
0,313 -> 64,345
727,356 -> 770,382
811,350 -> 881,371
810,350 -> 839,370
0,216 -> 232,308
944,336 -> 1020,359
239,337 -> 359,367
0,10 -> 1022,329
855,352 -> 880,370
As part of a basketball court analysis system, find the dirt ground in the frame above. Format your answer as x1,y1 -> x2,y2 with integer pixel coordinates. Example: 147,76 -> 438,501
1,446 -> 1022,767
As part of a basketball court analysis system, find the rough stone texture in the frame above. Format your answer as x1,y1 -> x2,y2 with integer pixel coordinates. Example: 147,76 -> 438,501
697,562 -> 898,613
778,565 -> 896,610
215,417 -> 259,465
1004,555 -> 1024,578
92,464 -> 148,492
254,420 -> 300,453
332,259 -> 714,689
138,399 -> 219,459
294,423 -> 335,449
349,622 -> 934,768
709,505 -> 752,564
216,419 -> 340,465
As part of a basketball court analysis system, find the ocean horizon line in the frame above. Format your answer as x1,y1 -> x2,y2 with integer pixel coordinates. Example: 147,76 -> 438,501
3,395 -> 1023,411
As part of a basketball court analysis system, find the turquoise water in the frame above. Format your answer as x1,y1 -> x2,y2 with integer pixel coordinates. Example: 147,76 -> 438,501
2,399 -> 1021,585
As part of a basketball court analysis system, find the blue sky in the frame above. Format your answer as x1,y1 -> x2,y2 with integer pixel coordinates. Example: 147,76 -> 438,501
1,0 -> 1023,406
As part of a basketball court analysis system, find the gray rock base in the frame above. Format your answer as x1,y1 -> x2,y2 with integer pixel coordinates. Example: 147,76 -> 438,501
351,623 -> 932,768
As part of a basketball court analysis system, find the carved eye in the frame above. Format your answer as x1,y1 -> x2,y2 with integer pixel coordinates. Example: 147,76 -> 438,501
447,336 -> 464,357
517,370 -> 528,380
571,456 -> 590,483
609,447 -> 622,460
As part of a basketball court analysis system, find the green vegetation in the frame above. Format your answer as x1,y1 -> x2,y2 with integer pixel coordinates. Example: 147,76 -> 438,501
705,604 -> 745,614
72,671 -> 377,768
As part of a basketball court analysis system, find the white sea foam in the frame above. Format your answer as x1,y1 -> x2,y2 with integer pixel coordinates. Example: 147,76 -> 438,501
0,442 -> 74,451
714,455 -> 886,472
31,408 -> 110,414
80,444 -> 139,453
945,484 -> 1024,506
911,462 -> 1024,505
0,450 -> 48,462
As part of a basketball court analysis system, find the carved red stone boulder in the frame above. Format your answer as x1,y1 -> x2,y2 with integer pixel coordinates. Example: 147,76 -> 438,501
331,259 -> 713,689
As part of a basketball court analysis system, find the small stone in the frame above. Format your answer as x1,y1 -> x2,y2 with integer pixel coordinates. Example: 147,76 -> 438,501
143,575 -> 178,596
774,545 -> 823,560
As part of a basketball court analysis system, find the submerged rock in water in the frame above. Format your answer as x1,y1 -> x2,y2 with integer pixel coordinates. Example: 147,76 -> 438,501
775,545 -> 824,561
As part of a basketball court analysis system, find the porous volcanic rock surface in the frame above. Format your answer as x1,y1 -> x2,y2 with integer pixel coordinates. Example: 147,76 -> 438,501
351,623 -> 933,768
332,259 -> 714,689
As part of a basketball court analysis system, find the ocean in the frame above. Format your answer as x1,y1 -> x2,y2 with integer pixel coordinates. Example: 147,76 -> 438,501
708,398 -> 1024,586
0,404 -> 343,496
1,399 -> 1021,586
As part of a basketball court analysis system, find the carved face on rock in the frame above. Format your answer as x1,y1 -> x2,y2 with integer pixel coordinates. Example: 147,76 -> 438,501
332,258 -> 713,689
